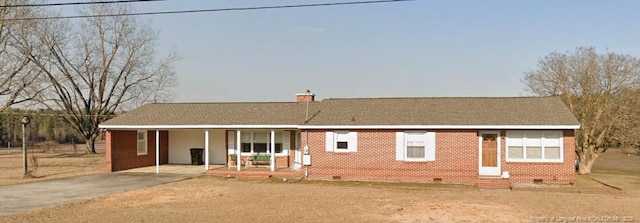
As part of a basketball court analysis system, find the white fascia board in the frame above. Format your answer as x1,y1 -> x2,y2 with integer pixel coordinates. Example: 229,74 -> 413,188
99,124 -> 580,130
98,124 -> 299,130
298,125 -> 580,130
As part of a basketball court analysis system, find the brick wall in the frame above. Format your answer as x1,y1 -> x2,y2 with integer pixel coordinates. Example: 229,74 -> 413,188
303,129 -> 576,185
107,130 -> 169,172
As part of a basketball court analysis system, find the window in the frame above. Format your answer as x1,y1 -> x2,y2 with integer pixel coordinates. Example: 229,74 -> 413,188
241,132 -> 252,153
396,132 -> 435,161
325,131 -> 357,152
335,132 -> 350,150
506,131 -> 563,162
137,130 -> 147,155
237,131 -> 288,155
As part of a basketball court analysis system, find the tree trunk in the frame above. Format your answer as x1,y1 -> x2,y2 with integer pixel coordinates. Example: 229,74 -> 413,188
578,157 -> 594,174
85,137 -> 96,154
577,145 -> 601,174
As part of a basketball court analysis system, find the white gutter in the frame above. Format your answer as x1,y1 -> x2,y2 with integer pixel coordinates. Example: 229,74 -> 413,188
297,125 -> 581,130
98,124 -> 300,130
99,124 -> 580,130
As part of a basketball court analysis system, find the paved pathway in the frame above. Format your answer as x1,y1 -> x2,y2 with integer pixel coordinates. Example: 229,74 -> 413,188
0,173 -> 197,215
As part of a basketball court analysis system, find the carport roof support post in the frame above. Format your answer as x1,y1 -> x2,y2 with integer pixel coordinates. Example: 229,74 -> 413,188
237,130 -> 241,171
270,130 -> 275,172
205,129 -> 210,171
156,130 -> 159,174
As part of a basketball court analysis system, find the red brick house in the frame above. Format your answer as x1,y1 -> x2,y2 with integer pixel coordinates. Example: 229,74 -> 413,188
99,94 -> 580,185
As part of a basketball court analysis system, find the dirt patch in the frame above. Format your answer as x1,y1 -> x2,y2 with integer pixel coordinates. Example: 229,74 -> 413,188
0,143 -> 106,186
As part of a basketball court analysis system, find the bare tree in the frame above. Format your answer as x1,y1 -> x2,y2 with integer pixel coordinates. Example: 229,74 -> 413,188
0,0 -> 43,113
27,3 -> 178,153
523,47 -> 640,174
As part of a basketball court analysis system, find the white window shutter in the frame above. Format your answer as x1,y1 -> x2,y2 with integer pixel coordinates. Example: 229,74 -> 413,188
349,132 -> 358,152
395,132 -> 405,161
282,131 -> 291,155
227,131 -> 235,154
425,132 -> 436,161
325,131 -> 334,152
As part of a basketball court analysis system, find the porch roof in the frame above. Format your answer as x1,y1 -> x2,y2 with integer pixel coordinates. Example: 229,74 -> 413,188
99,97 -> 580,130
100,102 -> 311,127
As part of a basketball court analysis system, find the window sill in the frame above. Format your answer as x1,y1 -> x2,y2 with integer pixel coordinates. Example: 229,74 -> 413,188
239,153 -> 289,157
402,159 -> 434,162
332,149 -> 356,153
506,159 -> 564,163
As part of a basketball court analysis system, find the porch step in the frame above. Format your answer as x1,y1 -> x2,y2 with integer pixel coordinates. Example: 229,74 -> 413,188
236,171 -> 273,179
207,168 -> 304,180
476,177 -> 511,189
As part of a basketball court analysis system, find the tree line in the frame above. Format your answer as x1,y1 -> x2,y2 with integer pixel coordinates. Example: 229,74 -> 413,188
0,109 -> 88,146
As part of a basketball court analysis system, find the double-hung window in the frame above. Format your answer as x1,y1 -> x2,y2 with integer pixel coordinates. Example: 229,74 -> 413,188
506,131 -> 563,162
396,132 -> 435,161
137,130 -> 147,155
406,133 -> 427,159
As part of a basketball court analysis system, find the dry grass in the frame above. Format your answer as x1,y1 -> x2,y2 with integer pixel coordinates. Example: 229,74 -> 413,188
1,176 -> 638,223
0,145 -> 639,222
0,143 -> 106,186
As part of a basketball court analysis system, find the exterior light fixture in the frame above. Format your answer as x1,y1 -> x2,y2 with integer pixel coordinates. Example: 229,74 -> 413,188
21,116 -> 30,177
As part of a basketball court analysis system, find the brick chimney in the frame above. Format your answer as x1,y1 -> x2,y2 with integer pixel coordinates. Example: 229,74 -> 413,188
296,91 -> 315,102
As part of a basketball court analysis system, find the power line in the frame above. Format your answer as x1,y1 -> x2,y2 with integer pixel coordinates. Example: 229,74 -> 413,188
0,0 -> 168,8
6,0 -> 416,21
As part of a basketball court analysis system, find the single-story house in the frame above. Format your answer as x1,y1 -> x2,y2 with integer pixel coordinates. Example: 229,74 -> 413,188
99,93 -> 580,185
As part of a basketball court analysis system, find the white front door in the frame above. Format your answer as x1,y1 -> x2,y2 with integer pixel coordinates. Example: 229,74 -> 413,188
478,131 -> 501,176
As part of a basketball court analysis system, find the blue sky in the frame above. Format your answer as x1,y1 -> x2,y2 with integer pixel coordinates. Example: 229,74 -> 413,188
68,0 -> 640,102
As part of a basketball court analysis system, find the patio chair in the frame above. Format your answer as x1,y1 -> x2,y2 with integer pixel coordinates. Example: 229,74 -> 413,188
228,154 -> 245,169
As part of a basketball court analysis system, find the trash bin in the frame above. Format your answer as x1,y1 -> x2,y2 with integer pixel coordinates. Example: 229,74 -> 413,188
190,148 -> 204,165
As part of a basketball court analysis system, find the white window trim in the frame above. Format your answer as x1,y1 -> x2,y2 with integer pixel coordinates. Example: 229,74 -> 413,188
239,131 -> 289,156
396,131 -> 436,162
137,130 -> 147,155
326,131 -> 357,153
505,131 -> 564,163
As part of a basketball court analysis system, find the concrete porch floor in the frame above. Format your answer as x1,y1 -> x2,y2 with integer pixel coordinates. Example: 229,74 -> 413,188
119,164 -> 226,175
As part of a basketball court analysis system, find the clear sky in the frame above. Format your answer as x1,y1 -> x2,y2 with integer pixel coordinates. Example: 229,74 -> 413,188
69,0 -> 640,102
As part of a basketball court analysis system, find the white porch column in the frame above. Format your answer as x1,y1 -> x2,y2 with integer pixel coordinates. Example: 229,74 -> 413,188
204,129 -> 210,171
236,130 -> 241,171
155,130 -> 160,174
270,130 -> 275,172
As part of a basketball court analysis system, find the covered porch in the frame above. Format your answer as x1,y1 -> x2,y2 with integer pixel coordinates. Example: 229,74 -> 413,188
105,128 -> 304,174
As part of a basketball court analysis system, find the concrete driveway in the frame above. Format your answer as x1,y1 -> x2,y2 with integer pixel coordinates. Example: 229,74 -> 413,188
0,173 -> 197,215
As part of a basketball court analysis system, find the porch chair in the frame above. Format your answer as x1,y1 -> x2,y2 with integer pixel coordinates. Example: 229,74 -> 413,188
228,154 -> 245,169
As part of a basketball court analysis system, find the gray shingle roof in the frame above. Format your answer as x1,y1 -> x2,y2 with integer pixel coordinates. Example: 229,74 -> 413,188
101,102 -> 311,126
100,97 -> 580,128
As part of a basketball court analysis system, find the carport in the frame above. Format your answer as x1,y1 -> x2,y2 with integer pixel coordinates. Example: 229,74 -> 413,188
98,100 -> 310,174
